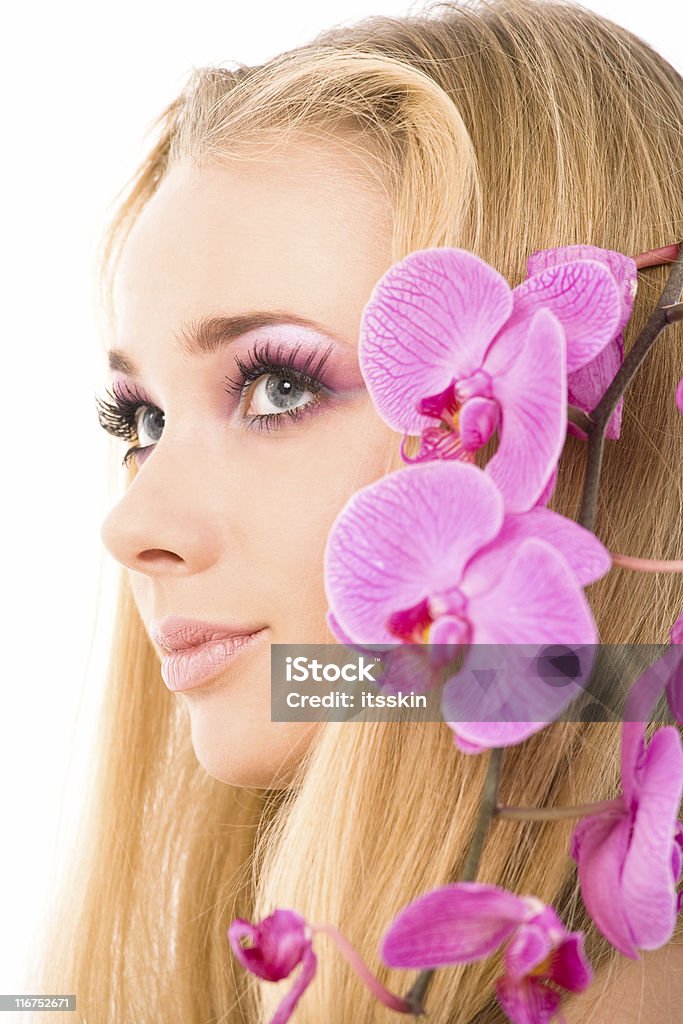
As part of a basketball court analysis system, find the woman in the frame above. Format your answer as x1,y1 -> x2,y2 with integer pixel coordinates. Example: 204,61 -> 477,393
32,1 -> 682,1021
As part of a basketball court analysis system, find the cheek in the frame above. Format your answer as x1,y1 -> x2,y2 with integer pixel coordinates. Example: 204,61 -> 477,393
238,403 -> 398,634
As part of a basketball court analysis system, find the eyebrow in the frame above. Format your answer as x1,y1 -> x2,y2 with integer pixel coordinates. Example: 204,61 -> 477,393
107,311 -> 346,375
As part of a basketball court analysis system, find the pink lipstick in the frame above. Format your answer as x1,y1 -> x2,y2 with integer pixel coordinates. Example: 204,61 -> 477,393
151,616 -> 267,692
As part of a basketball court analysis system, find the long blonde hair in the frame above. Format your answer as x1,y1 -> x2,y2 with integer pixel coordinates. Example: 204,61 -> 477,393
30,2 -> 683,1021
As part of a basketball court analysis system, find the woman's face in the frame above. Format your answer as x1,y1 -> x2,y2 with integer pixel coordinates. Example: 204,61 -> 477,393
99,141 -> 399,788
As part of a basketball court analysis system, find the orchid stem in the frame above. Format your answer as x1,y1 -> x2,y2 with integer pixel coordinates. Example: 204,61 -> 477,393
578,243 -> 683,532
402,746 -> 505,1015
610,552 -> 683,573
311,923 -> 421,1016
495,798 -> 621,822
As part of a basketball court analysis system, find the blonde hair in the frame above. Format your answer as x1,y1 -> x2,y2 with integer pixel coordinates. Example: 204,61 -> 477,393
31,1 -> 683,1021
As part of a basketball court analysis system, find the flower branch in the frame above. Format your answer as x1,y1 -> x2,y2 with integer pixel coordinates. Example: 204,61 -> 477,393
495,799 -> 622,822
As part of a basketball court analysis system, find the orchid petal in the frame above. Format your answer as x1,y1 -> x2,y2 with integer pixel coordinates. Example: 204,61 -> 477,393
526,245 -> 637,334
623,646 -> 683,723
462,507 -> 611,596
511,259 -> 622,373
567,342 -> 625,440
452,733 -> 488,755
271,945 -> 318,1024
326,610 -> 393,657
485,308 -> 567,512
570,812 -> 639,958
527,244 -> 636,441
496,976 -> 561,1024
380,882 -> 528,968
359,247 -> 513,434
572,382 -> 621,441
447,719 -> 554,750
620,726 -> 683,949
324,461 -> 504,645
464,538 -> 599,647
376,644 -> 442,697
548,932 -> 593,992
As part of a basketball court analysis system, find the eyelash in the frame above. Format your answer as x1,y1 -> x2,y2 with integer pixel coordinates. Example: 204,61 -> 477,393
94,340 -> 335,468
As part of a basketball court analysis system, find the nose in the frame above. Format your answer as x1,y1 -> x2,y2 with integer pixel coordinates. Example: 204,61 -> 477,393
100,440 -> 226,577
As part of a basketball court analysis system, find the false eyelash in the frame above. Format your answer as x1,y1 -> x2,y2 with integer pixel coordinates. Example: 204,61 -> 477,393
223,338 -> 335,399
223,338 -> 335,432
94,380 -> 159,467
94,380 -> 156,440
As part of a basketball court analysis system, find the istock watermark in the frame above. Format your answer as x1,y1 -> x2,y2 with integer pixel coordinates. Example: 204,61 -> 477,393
285,655 -> 381,683
270,643 -> 680,724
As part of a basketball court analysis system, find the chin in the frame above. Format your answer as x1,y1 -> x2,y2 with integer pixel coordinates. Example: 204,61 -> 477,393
189,714 -> 322,789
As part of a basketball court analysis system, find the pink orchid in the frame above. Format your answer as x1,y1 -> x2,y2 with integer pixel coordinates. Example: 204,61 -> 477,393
359,246 -> 623,512
229,909 -> 416,1021
570,721 -> 683,958
381,882 -> 593,1024
229,909 -> 317,1024
527,244 -> 638,440
324,460 -> 611,748
677,378 -> 683,415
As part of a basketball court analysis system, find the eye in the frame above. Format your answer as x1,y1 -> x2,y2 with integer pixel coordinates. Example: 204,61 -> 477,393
247,373 -> 316,416
224,339 -> 335,433
135,405 -> 165,446
94,382 -> 165,467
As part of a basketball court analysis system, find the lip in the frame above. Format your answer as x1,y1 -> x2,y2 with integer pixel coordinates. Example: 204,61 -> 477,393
150,616 -> 268,693
151,615 -> 267,651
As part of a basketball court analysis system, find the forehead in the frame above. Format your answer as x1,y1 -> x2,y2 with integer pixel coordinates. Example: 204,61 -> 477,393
113,143 -> 394,346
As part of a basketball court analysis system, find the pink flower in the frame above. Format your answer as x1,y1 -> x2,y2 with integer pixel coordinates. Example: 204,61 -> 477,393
570,721 -> 683,958
359,246 -> 623,512
381,882 -> 593,1024
229,910 -> 416,1020
324,460 -> 610,748
527,244 -> 638,440
676,377 -> 683,415
623,620 -> 683,729
228,909 -> 317,1024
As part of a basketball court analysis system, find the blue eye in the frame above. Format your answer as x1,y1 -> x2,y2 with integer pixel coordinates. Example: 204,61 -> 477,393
223,338 -> 334,432
94,381 -> 164,468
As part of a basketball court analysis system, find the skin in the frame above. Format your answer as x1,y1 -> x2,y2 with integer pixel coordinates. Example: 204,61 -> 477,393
563,939 -> 683,1022
99,140 -> 399,789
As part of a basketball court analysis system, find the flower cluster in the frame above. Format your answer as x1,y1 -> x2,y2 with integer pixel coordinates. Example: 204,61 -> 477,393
228,242 -> 683,1024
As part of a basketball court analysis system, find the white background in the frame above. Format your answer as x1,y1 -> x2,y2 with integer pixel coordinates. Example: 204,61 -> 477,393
1,0 -> 681,996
